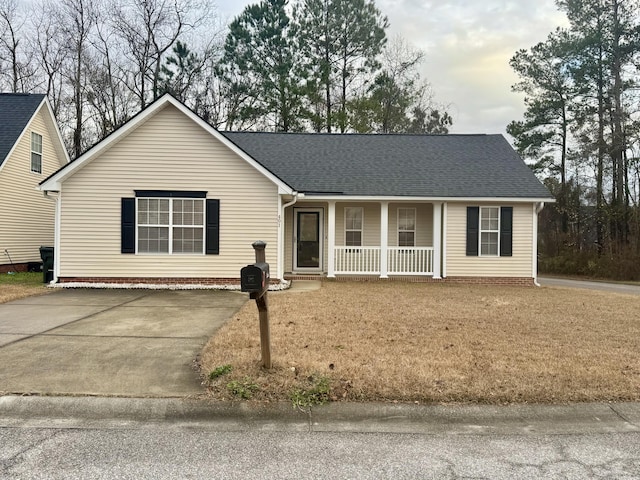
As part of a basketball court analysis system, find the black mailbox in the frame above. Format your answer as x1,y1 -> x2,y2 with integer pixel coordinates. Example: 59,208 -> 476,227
241,262 -> 270,294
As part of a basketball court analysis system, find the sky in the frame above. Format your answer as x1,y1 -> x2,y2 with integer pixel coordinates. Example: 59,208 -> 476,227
214,0 -> 569,137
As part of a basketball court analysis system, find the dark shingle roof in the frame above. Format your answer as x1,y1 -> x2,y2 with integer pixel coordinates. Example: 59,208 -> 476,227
0,93 -> 46,166
221,132 -> 553,199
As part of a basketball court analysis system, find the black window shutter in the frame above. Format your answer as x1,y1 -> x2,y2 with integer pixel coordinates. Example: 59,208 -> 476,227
466,206 -> 479,256
206,199 -> 220,255
500,207 -> 513,257
121,198 -> 135,254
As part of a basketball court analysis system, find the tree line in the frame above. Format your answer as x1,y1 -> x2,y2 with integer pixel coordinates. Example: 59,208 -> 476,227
0,0 -> 452,158
508,0 -> 640,280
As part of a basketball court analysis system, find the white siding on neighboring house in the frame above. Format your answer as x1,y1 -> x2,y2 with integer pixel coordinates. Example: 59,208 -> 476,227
445,202 -> 533,277
58,104 -> 280,279
0,107 -> 65,264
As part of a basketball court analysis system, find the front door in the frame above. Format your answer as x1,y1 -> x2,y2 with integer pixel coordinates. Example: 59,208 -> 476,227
294,208 -> 323,271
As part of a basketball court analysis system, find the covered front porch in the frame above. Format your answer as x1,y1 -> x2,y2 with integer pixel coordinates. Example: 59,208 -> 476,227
283,200 -> 444,278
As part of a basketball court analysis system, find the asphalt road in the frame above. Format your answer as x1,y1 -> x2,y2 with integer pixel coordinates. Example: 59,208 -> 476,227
2,426 -> 640,479
538,276 -> 640,295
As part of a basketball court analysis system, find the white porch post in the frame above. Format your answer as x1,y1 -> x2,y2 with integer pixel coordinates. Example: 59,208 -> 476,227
432,202 -> 442,279
380,201 -> 389,278
442,202 -> 448,278
327,201 -> 336,278
532,202 -> 544,285
277,196 -> 284,281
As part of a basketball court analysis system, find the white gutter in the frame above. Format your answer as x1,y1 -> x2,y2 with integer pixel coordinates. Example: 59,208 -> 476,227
278,192 -> 299,280
533,202 -> 545,287
298,195 -> 555,203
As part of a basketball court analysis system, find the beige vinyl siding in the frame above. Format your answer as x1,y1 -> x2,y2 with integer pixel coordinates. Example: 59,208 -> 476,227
0,107 -> 65,264
58,104 -> 279,279
388,203 -> 433,247
284,202 -> 328,272
335,202 -> 380,246
446,202 -> 533,277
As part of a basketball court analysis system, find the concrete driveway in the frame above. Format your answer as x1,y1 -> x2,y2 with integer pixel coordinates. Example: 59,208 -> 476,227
0,289 -> 246,397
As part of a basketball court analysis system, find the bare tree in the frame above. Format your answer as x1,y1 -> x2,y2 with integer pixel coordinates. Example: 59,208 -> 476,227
0,0 -> 34,92
85,4 -> 132,138
56,0 -> 97,157
113,0 -> 206,108
30,1 -> 66,114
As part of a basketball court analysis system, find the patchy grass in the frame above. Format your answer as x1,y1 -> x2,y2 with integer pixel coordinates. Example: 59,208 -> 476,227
0,272 -> 49,304
201,281 -> 640,405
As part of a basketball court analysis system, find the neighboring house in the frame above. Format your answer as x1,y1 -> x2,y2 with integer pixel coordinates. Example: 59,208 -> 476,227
0,93 -> 70,272
39,94 -> 553,286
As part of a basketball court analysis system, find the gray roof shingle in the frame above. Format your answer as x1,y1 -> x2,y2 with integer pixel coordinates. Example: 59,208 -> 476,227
221,132 -> 553,199
0,93 -> 46,167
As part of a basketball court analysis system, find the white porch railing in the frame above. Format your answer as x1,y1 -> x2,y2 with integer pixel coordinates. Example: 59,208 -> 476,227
334,247 -> 380,274
333,246 -> 434,275
387,247 -> 433,275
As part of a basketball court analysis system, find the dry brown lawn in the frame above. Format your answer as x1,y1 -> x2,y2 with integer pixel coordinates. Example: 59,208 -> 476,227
0,272 -> 49,304
200,281 -> 640,404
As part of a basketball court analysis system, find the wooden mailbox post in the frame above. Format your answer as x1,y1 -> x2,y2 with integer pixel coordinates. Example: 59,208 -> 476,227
240,241 -> 272,369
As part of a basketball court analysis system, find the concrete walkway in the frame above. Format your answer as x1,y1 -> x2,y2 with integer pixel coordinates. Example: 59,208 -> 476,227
538,276 -> 640,295
0,289 -> 246,397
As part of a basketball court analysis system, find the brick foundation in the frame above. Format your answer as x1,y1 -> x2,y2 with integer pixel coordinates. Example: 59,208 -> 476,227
444,276 -> 536,286
58,277 -> 242,285
0,263 -> 29,273
57,277 -> 284,286
56,275 -> 534,287
285,274 -> 535,286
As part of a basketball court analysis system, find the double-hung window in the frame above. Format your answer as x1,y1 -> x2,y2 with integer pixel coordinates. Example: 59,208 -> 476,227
344,207 -> 363,246
480,207 -> 499,256
398,208 -> 416,247
31,132 -> 42,174
466,206 -> 513,257
137,197 -> 204,254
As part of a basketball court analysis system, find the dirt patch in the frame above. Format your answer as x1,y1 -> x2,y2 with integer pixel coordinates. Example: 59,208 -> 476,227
200,281 -> 640,404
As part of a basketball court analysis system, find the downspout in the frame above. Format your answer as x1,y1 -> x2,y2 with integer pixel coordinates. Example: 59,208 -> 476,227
278,192 -> 299,281
533,202 -> 545,287
283,192 -> 300,210
43,191 -> 61,284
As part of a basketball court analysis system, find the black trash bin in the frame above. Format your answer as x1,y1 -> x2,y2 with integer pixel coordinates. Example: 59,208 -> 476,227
39,246 -> 54,283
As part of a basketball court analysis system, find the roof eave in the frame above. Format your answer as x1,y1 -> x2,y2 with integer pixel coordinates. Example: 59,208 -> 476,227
294,194 -> 556,203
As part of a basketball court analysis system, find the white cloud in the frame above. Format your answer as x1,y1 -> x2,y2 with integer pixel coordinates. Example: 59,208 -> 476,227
376,0 -> 569,134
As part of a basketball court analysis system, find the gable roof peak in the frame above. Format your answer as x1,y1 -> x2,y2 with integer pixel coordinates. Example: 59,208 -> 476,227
0,93 -> 47,167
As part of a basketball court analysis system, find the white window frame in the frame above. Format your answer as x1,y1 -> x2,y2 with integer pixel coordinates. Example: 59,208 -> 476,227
136,197 -> 205,255
344,207 -> 363,247
397,207 -> 416,247
31,132 -> 42,174
479,206 -> 500,256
